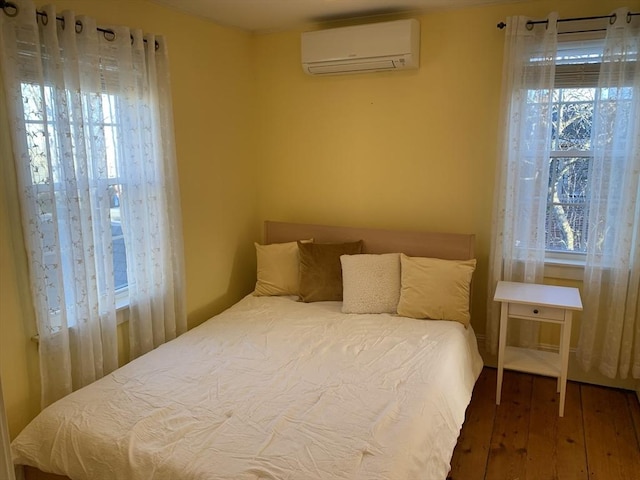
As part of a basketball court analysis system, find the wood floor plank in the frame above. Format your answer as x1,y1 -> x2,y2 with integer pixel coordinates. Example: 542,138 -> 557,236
582,384 -> 640,480
485,370 -> 533,480
448,368 -> 497,480
552,380 -> 587,480
628,392 -> 640,450
525,376 -> 587,480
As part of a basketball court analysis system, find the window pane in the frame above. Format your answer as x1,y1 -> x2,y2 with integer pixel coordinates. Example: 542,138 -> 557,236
551,88 -> 594,151
104,95 -> 128,292
110,186 -> 128,291
25,123 -> 50,184
546,156 -> 590,252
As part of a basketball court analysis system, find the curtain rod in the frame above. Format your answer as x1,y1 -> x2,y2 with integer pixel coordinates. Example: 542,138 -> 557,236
496,11 -> 639,30
0,0 -> 159,50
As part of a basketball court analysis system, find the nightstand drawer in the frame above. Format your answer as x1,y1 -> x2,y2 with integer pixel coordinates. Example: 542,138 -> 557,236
508,302 -> 565,321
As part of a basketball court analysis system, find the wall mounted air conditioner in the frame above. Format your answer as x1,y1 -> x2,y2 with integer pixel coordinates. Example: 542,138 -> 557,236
301,19 -> 420,76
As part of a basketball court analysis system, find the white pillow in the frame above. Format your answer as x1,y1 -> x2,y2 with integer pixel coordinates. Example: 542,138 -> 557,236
340,253 -> 401,314
253,240 -> 310,296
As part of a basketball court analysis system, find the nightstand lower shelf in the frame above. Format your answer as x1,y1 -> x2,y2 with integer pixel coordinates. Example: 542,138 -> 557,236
503,346 -> 560,378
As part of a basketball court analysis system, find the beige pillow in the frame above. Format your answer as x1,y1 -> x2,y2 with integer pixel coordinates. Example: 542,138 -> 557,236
397,254 -> 476,326
341,253 -> 401,314
253,240 -> 310,296
298,240 -> 363,302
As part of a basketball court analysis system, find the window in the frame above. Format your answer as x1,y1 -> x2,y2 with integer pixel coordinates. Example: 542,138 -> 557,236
3,6 -> 186,403
545,85 -> 594,254
536,37 -> 634,257
21,83 -> 129,324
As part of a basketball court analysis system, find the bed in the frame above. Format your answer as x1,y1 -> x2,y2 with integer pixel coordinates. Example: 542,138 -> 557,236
12,221 -> 483,480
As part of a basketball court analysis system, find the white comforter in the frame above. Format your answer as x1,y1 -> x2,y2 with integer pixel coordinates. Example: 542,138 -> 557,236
12,295 -> 483,480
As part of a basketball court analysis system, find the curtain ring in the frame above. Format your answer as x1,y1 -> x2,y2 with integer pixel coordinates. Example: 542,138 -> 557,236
155,41 -> 159,51
103,29 -> 116,41
2,1 -> 19,17
626,12 -> 632,24
75,20 -> 83,34
40,10 -> 48,25
609,13 -> 617,25
525,21 -> 534,31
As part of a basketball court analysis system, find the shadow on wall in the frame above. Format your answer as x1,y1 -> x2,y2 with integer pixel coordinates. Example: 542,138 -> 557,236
187,227 -> 259,330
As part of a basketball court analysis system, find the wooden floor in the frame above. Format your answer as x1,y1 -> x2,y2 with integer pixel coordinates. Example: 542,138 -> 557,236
449,368 -> 640,480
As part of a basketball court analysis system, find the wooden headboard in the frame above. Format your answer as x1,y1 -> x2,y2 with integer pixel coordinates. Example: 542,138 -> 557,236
264,221 -> 475,260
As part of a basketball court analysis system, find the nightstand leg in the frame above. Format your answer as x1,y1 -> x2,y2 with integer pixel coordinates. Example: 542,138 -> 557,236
558,312 -> 573,417
496,302 -> 508,405
557,321 -> 563,393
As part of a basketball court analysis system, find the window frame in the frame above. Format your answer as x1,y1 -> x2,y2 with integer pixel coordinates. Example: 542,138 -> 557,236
541,34 -> 604,271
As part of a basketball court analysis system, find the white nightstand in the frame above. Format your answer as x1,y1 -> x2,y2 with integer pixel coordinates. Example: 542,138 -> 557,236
494,281 -> 583,417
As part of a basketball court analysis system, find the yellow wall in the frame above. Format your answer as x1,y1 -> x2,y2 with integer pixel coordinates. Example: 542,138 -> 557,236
253,0 -> 626,337
1,0 -> 635,440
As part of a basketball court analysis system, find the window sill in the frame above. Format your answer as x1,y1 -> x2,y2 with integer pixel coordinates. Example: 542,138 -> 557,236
544,257 -> 585,281
32,293 -> 130,343
115,290 -> 129,314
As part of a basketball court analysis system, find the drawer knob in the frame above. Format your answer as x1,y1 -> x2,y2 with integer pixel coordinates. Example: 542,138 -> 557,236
533,309 -> 539,314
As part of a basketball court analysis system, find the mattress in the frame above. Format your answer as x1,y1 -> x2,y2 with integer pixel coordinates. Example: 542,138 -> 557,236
12,295 -> 483,480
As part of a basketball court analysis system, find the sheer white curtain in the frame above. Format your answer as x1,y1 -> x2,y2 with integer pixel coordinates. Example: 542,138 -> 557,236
576,9 -> 640,379
486,14 -> 558,354
0,0 -> 186,406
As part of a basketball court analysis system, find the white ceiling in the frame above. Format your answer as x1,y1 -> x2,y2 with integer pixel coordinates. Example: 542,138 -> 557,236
149,0 -> 521,33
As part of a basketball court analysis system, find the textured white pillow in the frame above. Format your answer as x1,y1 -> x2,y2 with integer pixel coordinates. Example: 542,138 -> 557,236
253,240 -> 311,296
340,253 -> 401,314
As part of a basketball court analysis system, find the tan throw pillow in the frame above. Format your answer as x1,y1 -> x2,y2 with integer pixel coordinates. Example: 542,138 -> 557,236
298,240 -> 363,302
397,254 -> 476,326
254,240 -> 310,296
341,253 -> 401,314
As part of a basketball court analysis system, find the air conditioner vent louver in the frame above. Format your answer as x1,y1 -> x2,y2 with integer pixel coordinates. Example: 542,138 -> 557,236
301,19 -> 420,76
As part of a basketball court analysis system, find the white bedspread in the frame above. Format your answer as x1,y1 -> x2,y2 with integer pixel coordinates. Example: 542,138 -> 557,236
12,295 -> 483,480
